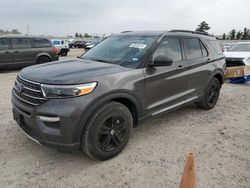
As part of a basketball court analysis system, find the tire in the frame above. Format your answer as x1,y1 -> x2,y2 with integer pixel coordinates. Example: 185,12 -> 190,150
81,101 -> 133,160
60,50 -> 67,56
197,77 -> 221,110
36,56 -> 50,64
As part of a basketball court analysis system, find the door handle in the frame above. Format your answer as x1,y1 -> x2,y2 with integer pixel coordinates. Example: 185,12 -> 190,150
176,65 -> 184,70
13,51 -> 19,53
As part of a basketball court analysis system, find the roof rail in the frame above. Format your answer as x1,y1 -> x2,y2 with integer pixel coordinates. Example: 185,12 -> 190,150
169,30 -> 211,36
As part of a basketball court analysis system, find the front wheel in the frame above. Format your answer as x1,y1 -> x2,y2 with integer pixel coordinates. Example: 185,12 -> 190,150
197,77 -> 221,110
81,102 -> 133,160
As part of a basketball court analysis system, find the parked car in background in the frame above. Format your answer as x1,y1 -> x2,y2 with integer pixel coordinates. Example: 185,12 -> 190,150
221,43 -> 232,52
224,42 -> 250,67
84,41 -> 99,50
51,39 -> 70,56
12,30 -> 225,160
69,41 -> 85,48
0,36 -> 58,69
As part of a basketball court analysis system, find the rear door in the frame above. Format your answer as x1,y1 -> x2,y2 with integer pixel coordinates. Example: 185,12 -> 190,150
182,37 -> 210,98
10,38 -> 36,65
0,38 -> 13,66
144,37 -> 191,115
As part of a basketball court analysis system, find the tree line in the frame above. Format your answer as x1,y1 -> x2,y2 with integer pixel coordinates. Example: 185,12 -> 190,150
0,29 -> 22,35
222,28 -> 250,40
75,32 -> 92,38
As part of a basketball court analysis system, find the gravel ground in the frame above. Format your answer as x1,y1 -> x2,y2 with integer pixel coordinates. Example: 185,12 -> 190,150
0,49 -> 250,188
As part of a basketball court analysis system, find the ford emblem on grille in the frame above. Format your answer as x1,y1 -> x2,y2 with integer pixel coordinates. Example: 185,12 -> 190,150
16,82 -> 24,93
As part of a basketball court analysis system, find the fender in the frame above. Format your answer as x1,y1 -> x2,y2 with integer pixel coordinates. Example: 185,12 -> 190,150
72,91 -> 144,143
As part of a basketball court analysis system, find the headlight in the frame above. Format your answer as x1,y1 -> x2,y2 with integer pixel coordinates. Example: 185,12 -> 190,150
41,82 -> 97,98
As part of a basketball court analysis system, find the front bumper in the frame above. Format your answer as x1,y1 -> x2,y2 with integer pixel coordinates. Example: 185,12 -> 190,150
11,92 -> 84,150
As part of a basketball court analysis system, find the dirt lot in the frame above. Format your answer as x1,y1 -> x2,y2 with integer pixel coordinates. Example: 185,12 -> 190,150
0,49 -> 250,188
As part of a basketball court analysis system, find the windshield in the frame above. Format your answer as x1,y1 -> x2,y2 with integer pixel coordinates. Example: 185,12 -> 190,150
228,43 -> 250,52
81,36 -> 157,68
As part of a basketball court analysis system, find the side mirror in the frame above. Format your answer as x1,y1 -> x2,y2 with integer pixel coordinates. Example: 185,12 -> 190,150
152,55 -> 173,66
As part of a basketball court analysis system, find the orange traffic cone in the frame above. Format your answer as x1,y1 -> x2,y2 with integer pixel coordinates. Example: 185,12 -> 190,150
179,152 -> 197,188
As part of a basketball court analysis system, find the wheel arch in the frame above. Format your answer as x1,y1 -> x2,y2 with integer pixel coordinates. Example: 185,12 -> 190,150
35,53 -> 52,63
74,92 -> 143,144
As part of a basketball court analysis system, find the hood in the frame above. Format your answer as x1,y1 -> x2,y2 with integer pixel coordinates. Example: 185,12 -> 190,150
20,59 -> 131,84
224,51 -> 250,59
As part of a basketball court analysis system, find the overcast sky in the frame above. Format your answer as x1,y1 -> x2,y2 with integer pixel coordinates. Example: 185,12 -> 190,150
0,0 -> 249,36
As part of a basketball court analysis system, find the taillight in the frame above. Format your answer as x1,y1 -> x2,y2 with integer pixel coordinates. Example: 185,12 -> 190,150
53,48 -> 59,56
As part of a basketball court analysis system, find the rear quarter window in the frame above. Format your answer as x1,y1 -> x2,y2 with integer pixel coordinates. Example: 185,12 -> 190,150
33,38 -> 51,48
206,40 -> 223,55
0,38 -> 9,50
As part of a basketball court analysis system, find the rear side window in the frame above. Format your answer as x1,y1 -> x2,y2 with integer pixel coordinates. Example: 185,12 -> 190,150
11,38 -> 31,49
154,37 -> 182,62
33,38 -> 51,48
184,38 -> 202,59
0,38 -> 9,50
206,40 -> 223,55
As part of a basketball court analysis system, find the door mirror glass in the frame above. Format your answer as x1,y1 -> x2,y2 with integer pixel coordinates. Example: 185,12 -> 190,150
153,55 -> 173,66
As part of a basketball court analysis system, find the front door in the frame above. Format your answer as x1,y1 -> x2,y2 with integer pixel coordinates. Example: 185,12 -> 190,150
144,37 -> 191,115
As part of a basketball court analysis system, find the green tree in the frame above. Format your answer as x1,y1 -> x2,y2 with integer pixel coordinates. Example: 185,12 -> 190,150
79,33 -> 83,38
229,29 -> 236,40
222,33 -> 226,40
75,32 -> 79,38
241,28 -> 250,40
236,31 -> 243,40
196,21 -> 211,32
84,33 -> 91,38
10,29 -> 21,34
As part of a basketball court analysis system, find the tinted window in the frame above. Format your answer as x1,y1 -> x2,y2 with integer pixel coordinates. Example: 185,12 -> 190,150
52,40 -> 61,45
11,38 -> 31,49
200,41 -> 208,57
206,40 -> 223,54
0,38 -> 8,50
154,37 -> 182,62
184,38 -> 202,59
33,38 -> 51,48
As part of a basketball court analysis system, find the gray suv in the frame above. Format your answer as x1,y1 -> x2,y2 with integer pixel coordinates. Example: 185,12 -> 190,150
0,36 -> 59,69
11,30 -> 225,160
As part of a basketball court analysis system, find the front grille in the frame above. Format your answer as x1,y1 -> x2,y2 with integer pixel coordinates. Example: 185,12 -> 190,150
13,75 -> 47,106
226,58 -> 245,67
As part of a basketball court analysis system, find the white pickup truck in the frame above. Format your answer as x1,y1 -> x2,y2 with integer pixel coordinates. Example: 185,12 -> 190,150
51,39 -> 70,56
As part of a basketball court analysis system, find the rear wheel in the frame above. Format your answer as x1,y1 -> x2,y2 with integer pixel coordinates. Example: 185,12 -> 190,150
36,56 -> 50,64
81,102 -> 133,160
60,50 -> 68,56
197,77 -> 221,110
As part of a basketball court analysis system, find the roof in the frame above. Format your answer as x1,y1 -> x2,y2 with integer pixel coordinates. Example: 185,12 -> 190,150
115,30 -> 215,39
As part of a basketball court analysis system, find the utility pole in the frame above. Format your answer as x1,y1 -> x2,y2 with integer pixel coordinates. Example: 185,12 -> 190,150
27,24 -> 29,35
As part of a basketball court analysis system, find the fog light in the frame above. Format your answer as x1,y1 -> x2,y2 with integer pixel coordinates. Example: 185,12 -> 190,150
38,116 -> 60,122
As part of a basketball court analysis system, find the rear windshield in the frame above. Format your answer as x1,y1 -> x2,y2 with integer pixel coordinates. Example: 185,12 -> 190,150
52,40 -> 61,45
33,38 -> 51,48
206,40 -> 222,55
